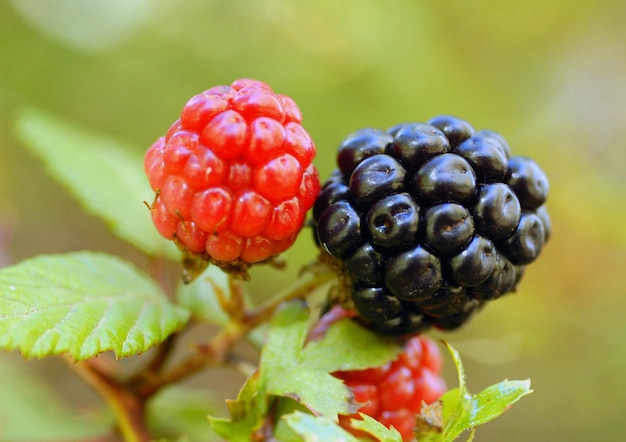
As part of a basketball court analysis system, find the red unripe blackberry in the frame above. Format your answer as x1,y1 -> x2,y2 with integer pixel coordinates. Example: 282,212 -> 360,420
333,331 -> 446,441
314,117 -> 550,336
144,79 -> 320,272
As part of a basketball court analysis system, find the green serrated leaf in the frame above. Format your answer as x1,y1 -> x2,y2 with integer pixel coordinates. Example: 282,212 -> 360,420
208,373 -> 267,442
470,379 -> 533,427
260,300 -> 310,374
301,318 -> 401,373
13,108 -> 178,259
437,388 -> 460,424
209,301 -> 402,440
440,342 -> 473,441
422,342 -> 533,442
260,302 -> 349,416
261,301 -> 400,417
268,370 -> 349,418
349,413 -> 403,442
208,302 -> 312,441
0,252 -> 190,360
271,397 -> 313,442
283,411 -> 360,442
153,437 -> 191,442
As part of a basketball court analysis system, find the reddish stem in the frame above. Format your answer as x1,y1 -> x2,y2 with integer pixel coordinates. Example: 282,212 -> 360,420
68,358 -> 152,442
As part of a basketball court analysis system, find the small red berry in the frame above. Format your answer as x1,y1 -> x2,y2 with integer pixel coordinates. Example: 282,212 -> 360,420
309,306 -> 447,442
144,79 -> 320,271
334,333 -> 446,441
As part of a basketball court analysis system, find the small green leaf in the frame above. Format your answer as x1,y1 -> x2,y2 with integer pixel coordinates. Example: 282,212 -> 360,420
209,300 -> 401,440
439,342 -> 473,441
470,379 -> 533,427
208,373 -> 267,441
260,300 -> 311,374
301,318 -> 402,373
177,265 -> 231,325
350,413 -> 403,442
437,388 -> 459,424
14,108 -> 178,259
153,437 -> 191,442
0,252 -> 189,360
283,411 -> 360,442
272,397 -> 313,442
267,370 -> 349,418
261,301 -> 400,417
260,302 -> 349,416
418,342 -> 534,442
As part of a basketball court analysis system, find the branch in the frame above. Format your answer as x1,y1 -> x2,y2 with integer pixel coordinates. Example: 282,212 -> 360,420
135,268 -> 336,396
67,357 -> 152,442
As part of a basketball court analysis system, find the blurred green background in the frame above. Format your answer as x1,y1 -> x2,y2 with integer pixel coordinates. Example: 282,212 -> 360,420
1,0 -> 625,440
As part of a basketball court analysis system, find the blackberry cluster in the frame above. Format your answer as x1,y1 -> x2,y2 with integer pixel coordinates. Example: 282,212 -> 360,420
313,116 -> 550,336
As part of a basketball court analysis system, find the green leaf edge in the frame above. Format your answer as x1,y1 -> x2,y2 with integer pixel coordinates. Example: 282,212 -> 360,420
350,413 -> 403,442
437,341 -> 533,441
0,251 -> 190,360
470,379 -> 533,427
13,107 -> 178,259
283,411 -> 360,442
208,300 -> 402,440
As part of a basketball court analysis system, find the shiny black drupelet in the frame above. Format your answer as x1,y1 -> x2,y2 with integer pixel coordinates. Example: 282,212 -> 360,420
313,116 -> 550,336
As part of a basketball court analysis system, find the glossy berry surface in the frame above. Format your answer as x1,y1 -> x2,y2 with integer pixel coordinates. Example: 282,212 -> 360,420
314,116 -> 550,336
144,79 -> 319,268
333,328 -> 446,441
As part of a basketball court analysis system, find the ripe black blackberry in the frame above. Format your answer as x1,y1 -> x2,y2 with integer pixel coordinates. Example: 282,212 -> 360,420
313,116 -> 550,336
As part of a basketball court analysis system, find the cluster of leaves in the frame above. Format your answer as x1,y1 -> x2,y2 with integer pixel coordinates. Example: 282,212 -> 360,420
209,301 -> 402,441
0,109 -> 532,441
211,301 -> 532,442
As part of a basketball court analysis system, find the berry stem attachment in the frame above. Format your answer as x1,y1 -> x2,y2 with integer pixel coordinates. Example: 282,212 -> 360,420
213,274 -> 247,323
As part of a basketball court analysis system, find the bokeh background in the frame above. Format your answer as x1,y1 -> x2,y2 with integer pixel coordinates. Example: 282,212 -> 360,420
1,0 -> 626,441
